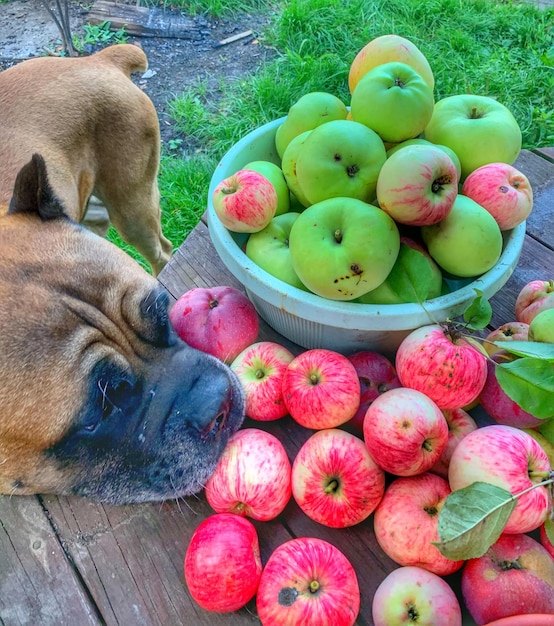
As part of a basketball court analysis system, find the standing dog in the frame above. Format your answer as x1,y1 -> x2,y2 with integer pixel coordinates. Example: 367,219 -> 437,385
0,44 -> 172,275
0,47 -> 245,503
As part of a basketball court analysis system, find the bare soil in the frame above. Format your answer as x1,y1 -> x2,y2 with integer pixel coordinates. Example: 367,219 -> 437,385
0,0 -> 274,145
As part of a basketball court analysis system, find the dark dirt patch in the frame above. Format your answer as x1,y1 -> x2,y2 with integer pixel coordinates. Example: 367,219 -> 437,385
0,0 -> 275,146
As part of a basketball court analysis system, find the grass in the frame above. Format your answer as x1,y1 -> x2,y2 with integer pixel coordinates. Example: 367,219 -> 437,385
108,0 -> 554,271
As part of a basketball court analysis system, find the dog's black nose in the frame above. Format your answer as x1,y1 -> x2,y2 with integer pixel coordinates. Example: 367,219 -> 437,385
156,346 -> 245,443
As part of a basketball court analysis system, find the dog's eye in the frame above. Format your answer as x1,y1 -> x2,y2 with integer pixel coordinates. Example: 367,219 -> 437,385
139,287 -> 176,347
98,378 -> 135,421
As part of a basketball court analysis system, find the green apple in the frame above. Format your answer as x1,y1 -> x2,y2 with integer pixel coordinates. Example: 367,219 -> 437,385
358,238 -> 443,304
423,94 -> 522,179
295,119 -> 387,204
243,160 -> 290,216
288,197 -> 400,300
281,130 -> 312,208
245,212 -> 308,291
421,194 -> 503,278
348,34 -> 435,94
387,138 -> 462,181
275,92 -> 348,158
350,61 -> 435,144
528,308 -> 554,343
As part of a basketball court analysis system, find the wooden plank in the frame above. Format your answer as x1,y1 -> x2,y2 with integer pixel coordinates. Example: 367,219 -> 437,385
40,491 -> 294,625
0,496 -> 99,625
87,1 -> 204,39
535,147 -> 554,161
513,150 -> 554,248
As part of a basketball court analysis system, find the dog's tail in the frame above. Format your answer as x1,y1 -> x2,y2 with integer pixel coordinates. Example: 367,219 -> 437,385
95,44 -> 149,77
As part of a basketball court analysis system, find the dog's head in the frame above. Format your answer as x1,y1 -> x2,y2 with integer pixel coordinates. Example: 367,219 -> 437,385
0,155 -> 245,503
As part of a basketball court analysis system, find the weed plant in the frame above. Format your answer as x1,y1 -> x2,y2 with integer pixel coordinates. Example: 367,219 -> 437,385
109,0 -> 554,270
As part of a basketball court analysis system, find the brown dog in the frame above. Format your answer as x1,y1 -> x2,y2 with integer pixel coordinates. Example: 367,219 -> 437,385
0,44 -> 172,275
0,49 -> 246,504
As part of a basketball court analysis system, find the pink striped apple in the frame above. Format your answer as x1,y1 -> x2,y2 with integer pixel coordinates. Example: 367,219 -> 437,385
204,428 -> 292,521
429,407 -> 478,479
230,341 -> 295,421
395,323 -> 488,410
256,537 -> 360,626
372,566 -> 462,626
212,168 -> 277,233
363,387 -> 448,476
515,279 -> 554,324
291,428 -> 385,528
376,144 -> 458,226
483,321 -> 529,356
373,472 -> 464,576
461,162 -> 533,230
448,425 -> 551,534
184,513 -> 262,613
282,349 -> 361,429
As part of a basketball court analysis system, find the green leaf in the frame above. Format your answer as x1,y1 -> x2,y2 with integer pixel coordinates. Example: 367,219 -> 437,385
463,289 -> 492,330
494,340 -> 554,361
434,482 -> 516,560
496,358 -> 554,419
386,246 -> 440,303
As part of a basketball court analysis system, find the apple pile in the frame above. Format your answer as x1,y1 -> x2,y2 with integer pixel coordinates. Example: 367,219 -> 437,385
212,33 -> 534,304
174,275 -> 554,625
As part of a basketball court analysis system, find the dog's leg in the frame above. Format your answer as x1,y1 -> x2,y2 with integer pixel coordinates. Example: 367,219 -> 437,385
97,182 -> 173,276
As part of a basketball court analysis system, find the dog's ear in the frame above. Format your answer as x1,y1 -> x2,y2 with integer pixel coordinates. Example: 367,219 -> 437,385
8,154 -> 68,221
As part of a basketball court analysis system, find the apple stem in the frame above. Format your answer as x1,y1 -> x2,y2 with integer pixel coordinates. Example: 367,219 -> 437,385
527,470 -> 552,482
514,472 -> 554,499
309,580 -> 320,594
324,479 -> 339,494
422,439 -> 433,452
255,369 -> 266,380
334,229 -> 343,244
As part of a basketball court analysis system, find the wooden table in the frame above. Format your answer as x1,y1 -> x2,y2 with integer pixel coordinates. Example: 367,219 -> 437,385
1,149 -> 553,626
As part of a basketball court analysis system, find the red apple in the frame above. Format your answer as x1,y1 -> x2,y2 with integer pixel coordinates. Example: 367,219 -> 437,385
540,519 -> 554,559
291,428 -> 385,528
429,407 -> 479,479
230,341 -> 295,421
184,513 -> 262,613
169,285 -> 259,363
372,566 -> 462,626
461,162 -> 533,230
282,349 -> 361,429
461,533 -> 554,625
204,428 -> 292,521
448,425 -> 551,534
211,168 -> 277,233
479,354 -> 543,428
515,279 -> 554,324
363,387 -> 448,476
376,144 -> 459,226
395,323 -> 488,410
256,537 -> 360,626
373,472 -> 464,576
483,321 -> 529,356
345,350 -> 401,434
